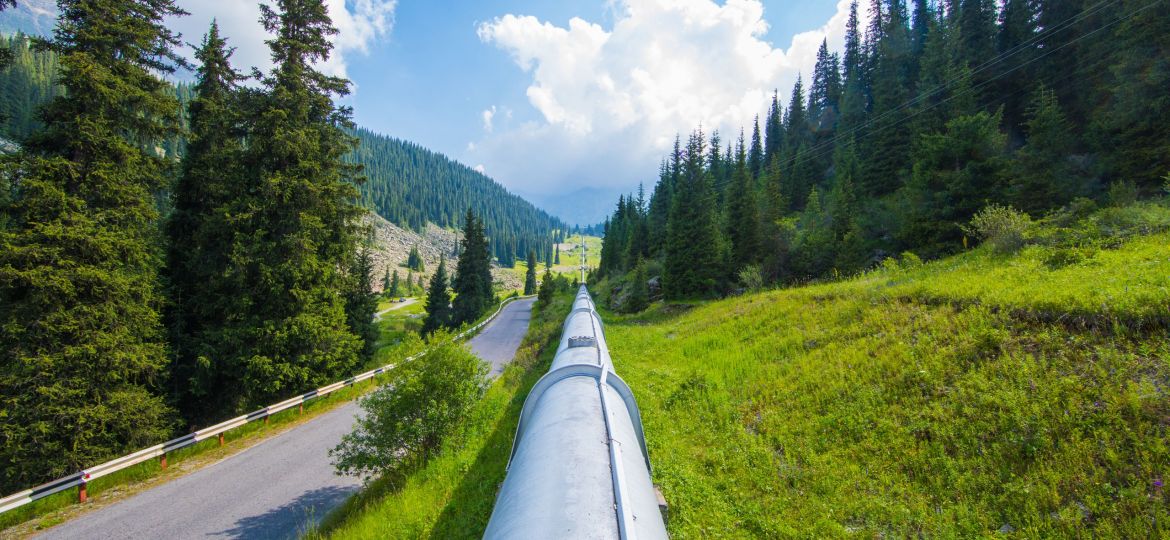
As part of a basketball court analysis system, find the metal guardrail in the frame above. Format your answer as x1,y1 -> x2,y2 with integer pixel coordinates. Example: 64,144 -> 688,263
0,294 -> 534,515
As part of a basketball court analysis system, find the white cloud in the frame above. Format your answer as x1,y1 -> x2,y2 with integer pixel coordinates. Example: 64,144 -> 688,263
471,0 -> 865,221
168,0 -> 396,82
474,164 -> 487,174
482,106 -> 497,132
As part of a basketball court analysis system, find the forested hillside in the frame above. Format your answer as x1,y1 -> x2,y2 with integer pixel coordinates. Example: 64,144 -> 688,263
597,0 -> 1169,303
0,33 -> 564,265
0,33 -> 192,157
349,128 -> 565,265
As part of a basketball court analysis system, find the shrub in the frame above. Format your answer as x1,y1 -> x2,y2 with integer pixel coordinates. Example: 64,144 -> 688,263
963,204 -> 1033,254
331,335 -> 488,480
1108,180 -> 1139,207
738,264 -> 764,292
899,251 -> 923,268
620,263 -> 650,313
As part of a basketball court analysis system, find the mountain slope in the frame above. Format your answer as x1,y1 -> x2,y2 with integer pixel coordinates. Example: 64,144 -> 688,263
0,33 -> 564,264
349,128 -> 564,264
597,201 -> 1170,537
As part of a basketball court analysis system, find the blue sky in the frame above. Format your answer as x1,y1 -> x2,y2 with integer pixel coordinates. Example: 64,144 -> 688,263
6,0 -> 860,224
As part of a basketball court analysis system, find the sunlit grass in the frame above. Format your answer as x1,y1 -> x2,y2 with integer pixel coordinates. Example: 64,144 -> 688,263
601,226 -> 1170,537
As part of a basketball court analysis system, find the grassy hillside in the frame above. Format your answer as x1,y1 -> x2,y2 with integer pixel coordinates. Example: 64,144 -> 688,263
601,201 -> 1169,537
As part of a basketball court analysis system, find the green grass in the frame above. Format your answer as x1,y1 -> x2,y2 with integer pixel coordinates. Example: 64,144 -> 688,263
309,292 -> 573,539
598,225 -> 1169,537
500,234 -> 602,291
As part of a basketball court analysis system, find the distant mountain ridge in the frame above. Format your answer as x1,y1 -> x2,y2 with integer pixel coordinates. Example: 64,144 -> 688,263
0,26 -> 565,265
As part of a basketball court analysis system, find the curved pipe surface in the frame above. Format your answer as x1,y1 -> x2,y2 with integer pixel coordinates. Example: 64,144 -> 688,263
484,286 -> 667,540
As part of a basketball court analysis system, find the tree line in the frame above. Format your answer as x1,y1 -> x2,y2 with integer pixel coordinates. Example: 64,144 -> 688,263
599,0 -> 1169,302
0,0 -> 380,493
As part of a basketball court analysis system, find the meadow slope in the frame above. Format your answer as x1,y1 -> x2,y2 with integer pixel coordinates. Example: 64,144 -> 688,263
604,223 -> 1168,537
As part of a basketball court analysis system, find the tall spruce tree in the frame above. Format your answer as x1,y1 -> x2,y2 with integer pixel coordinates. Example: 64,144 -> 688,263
421,257 -> 451,335
524,250 -> 537,295
764,92 -> 784,166
0,0 -> 186,490
166,21 -> 248,422
1011,87 -> 1080,214
726,131 -> 760,272
389,269 -> 400,297
997,0 -> 1038,144
748,117 -> 764,179
861,0 -> 914,196
451,209 -> 493,327
232,0 -> 364,406
663,130 -> 725,298
1097,0 -> 1170,189
345,239 -> 379,360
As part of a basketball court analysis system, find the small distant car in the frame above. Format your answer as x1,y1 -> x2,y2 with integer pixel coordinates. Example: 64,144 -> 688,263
399,297 -> 406,302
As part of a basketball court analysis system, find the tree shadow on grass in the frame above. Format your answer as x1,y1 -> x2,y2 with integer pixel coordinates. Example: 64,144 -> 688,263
211,484 -> 358,539
425,349 -> 552,539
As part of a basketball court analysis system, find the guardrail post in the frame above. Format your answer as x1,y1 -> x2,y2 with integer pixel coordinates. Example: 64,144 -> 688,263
78,474 -> 88,504
264,415 -> 269,426
159,453 -> 167,470
218,433 -> 224,447
299,403 -> 304,415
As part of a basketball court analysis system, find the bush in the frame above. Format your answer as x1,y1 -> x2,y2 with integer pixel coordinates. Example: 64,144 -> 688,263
963,204 -> 1033,254
738,264 -> 764,292
331,334 -> 488,480
1108,180 -> 1139,207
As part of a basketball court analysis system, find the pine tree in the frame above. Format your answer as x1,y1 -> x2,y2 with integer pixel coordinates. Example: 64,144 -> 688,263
647,159 -> 673,257
861,0 -> 914,196
623,259 -> 650,313
899,111 -> 1008,256
381,267 -> 391,292
997,0 -> 1038,144
1011,87 -> 1080,214
748,116 -> 764,179
165,21 -> 248,422
784,76 -> 809,155
663,130 -> 726,298
727,131 -> 760,272
421,257 -> 451,335
554,243 -> 560,264
389,269 -> 401,297
958,0 -> 999,107
843,0 -> 864,85
451,209 -> 493,327
0,0 -> 186,490
406,270 -> 415,296
524,250 -> 537,295
1096,0 -> 1170,189
231,0 -> 364,406
407,245 -> 424,271
764,92 -> 784,166
345,240 -> 379,360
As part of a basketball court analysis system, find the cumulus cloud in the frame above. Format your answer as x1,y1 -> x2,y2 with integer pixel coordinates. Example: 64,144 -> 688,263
483,106 -> 497,132
474,164 -> 487,174
168,0 -> 396,81
471,0 -> 865,223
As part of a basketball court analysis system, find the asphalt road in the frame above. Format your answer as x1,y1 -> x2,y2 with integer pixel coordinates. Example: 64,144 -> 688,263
467,297 -> 535,378
34,298 -> 535,539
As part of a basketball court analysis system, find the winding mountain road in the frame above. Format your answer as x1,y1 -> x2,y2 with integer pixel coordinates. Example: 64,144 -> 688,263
34,298 -> 536,540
